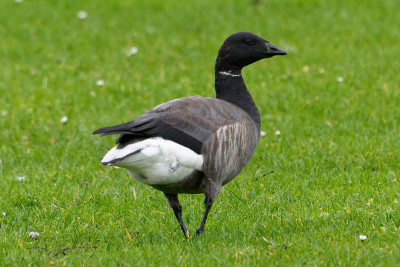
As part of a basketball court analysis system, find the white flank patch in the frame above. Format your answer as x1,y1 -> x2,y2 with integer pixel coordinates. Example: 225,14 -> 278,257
101,137 -> 203,185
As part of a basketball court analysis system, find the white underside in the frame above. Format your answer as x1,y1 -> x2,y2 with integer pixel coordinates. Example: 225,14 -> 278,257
101,137 -> 204,185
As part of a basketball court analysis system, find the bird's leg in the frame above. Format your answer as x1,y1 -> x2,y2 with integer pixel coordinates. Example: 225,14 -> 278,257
195,194 -> 214,235
196,181 -> 221,235
164,193 -> 189,238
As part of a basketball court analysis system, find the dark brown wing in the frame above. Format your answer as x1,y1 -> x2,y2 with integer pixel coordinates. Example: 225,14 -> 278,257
92,96 -> 246,154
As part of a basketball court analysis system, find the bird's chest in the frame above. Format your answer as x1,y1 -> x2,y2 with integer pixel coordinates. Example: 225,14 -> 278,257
202,120 -> 260,184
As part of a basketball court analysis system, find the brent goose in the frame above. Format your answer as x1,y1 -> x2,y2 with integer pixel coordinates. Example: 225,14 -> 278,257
93,32 -> 286,237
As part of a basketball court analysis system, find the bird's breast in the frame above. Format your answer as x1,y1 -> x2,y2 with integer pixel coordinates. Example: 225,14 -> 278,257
202,119 -> 260,185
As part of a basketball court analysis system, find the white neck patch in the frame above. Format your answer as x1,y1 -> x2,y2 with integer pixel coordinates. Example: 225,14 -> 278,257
218,71 -> 242,77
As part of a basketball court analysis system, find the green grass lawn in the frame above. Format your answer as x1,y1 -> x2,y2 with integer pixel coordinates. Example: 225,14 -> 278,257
1,0 -> 400,265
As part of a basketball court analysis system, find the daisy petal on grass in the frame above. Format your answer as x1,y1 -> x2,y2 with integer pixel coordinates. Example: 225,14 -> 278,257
275,130 -> 281,136
77,11 -> 88,20
60,116 -> 68,124
359,235 -> 367,241
29,232 -> 39,239
337,76 -> 344,82
126,46 -> 139,57
16,176 -> 26,181
96,80 -> 105,86
260,131 -> 266,137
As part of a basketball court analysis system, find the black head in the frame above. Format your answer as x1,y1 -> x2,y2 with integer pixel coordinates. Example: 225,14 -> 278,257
215,32 -> 286,72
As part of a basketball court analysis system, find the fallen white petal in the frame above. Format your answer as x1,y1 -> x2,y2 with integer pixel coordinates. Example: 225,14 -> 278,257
16,176 -> 26,181
2,212 -> 5,216
77,11 -> 88,20
126,46 -> 138,57
275,130 -> 281,135
359,235 -> 367,240
337,77 -> 344,82
96,80 -> 105,86
60,116 -> 68,124
260,131 -> 266,137
29,232 -> 40,239
15,0 -> 24,3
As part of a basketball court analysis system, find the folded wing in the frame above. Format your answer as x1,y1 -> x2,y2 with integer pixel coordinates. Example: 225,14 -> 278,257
93,96 -> 244,154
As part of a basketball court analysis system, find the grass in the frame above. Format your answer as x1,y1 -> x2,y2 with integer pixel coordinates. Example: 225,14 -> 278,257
1,0 -> 400,265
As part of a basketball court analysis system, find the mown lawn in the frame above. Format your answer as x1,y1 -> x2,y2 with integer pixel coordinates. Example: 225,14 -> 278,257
1,0 -> 400,265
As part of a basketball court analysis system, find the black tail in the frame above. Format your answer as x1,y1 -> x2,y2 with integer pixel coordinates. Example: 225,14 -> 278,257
92,123 -> 133,137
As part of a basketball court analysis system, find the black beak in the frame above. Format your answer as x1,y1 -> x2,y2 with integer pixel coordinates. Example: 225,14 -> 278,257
266,43 -> 287,57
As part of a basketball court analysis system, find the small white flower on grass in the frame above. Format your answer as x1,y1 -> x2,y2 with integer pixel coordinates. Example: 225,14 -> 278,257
29,232 -> 40,239
260,131 -> 266,137
2,212 -> 5,216
15,0 -> 24,3
16,176 -> 26,181
96,80 -> 105,86
275,130 -> 281,136
126,46 -> 139,57
337,76 -> 344,82
359,235 -> 367,241
1,110 -> 8,116
60,116 -> 68,124
77,11 -> 88,20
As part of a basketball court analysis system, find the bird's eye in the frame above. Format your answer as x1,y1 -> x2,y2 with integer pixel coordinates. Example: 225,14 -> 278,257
245,39 -> 254,45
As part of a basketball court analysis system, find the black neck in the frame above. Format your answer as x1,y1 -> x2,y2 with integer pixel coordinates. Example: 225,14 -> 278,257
215,70 -> 261,130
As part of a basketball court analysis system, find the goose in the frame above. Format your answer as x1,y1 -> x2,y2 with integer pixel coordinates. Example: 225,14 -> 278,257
93,32 -> 286,238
